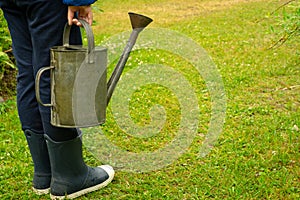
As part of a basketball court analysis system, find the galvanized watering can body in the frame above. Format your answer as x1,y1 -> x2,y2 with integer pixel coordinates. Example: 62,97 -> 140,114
36,13 -> 152,128
36,20 -> 107,127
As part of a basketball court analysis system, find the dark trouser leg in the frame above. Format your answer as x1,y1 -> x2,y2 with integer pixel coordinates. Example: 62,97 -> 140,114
1,0 -> 81,141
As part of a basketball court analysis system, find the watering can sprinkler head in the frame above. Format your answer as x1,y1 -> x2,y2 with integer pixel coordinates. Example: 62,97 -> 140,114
106,12 -> 153,105
129,12 -> 153,30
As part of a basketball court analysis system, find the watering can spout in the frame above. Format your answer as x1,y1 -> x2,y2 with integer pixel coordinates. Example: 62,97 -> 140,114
106,12 -> 153,105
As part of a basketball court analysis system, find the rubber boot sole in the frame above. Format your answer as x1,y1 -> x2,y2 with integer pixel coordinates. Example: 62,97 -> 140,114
33,187 -> 50,195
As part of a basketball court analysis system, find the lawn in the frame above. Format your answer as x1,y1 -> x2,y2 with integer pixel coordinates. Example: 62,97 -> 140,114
0,0 -> 299,199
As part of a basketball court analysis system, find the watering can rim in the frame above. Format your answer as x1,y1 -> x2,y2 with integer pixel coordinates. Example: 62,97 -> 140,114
50,45 -> 107,52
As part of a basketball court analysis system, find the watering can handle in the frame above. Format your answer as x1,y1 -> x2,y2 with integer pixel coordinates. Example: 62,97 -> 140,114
62,19 -> 95,63
35,66 -> 54,107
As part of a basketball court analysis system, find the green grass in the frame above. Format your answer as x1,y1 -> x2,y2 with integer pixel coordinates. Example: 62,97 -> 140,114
1,0 -> 299,199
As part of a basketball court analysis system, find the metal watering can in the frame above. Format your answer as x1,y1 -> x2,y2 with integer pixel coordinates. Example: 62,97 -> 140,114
35,12 -> 153,128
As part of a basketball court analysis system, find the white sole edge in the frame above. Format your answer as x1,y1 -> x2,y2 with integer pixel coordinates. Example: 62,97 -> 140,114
33,187 -> 50,195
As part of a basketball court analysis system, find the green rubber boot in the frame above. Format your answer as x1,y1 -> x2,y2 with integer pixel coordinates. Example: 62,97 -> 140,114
25,130 -> 51,195
45,134 -> 114,199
